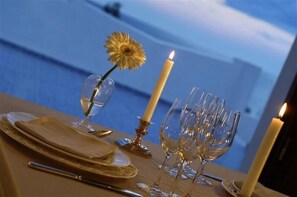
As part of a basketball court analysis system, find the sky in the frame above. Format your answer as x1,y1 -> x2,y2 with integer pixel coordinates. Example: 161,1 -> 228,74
226,0 -> 297,35
96,0 -> 296,76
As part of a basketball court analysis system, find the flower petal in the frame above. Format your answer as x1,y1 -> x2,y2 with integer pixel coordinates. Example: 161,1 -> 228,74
105,32 -> 146,70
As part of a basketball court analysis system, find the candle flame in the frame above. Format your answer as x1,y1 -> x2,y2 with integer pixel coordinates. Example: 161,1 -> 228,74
278,103 -> 287,118
168,51 -> 175,60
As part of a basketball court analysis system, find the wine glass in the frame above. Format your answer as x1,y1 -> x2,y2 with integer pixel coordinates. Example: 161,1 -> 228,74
163,87 -> 206,178
184,92 -> 225,185
137,98 -> 187,197
72,74 -> 115,134
168,87 -> 223,184
168,99 -> 219,196
185,109 -> 240,197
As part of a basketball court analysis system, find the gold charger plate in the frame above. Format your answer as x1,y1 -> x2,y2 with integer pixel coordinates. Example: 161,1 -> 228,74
7,112 -> 130,167
0,114 -> 138,178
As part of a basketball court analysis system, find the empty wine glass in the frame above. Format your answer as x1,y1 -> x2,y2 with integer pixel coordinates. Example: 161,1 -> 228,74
185,109 -> 240,197
137,99 -> 186,197
163,87 -> 206,178
167,87 -> 223,184
184,92 -> 225,186
72,74 -> 115,134
168,99 -> 219,196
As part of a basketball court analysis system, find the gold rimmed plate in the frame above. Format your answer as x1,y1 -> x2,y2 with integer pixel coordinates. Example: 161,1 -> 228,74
6,112 -> 130,168
0,114 -> 137,178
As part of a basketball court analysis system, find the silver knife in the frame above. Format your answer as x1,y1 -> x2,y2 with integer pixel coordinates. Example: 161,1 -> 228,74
28,161 -> 143,197
203,173 -> 224,182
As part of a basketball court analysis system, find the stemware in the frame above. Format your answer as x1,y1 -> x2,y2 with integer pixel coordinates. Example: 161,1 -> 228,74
72,74 -> 115,134
184,93 -> 225,185
163,87 -> 206,178
185,109 -> 240,197
137,99 -> 186,197
168,98 -> 219,196
167,87 -> 223,184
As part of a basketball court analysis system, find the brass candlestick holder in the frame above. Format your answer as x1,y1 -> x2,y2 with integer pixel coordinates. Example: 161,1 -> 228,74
115,117 -> 152,158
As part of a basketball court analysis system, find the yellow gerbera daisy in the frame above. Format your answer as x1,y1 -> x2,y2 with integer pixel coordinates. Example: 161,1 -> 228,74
85,32 -> 146,116
105,32 -> 146,70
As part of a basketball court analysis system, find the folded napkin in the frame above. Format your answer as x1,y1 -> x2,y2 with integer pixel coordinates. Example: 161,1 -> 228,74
15,117 -> 117,160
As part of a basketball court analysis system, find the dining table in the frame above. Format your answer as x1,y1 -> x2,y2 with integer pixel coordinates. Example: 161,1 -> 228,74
0,93 -> 288,197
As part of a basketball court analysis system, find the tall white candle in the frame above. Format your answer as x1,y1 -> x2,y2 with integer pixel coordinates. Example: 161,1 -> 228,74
240,103 -> 287,197
142,51 -> 175,122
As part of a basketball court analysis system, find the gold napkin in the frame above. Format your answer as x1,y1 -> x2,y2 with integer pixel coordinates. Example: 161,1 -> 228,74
15,117 -> 117,159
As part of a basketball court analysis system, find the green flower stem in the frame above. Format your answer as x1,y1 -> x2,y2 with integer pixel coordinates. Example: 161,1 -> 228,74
85,64 -> 118,117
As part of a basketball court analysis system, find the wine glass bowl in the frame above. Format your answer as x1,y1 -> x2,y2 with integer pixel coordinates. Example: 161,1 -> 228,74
160,103 -> 184,155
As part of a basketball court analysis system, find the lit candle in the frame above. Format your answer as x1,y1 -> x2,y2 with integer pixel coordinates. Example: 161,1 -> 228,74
240,103 -> 287,197
142,51 -> 175,122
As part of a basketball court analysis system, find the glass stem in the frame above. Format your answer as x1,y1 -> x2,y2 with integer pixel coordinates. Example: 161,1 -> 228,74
169,156 -> 184,197
85,64 -> 118,117
149,153 -> 171,190
79,116 -> 90,127
168,156 -> 181,175
186,159 -> 207,197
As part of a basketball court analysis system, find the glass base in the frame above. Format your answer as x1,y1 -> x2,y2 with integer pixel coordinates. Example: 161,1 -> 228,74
137,182 -> 168,197
197,176 -> 212,186
183,165 -> 212,186
71,121 -> 112,137
71,121 -> 94,132
160,165 -> 187,180
115,138 -> 152,158
137,183 -> 181,197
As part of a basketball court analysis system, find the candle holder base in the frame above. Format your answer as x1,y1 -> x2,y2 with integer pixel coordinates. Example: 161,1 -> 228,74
115,138 -> 152,158
115,117 -> 152,158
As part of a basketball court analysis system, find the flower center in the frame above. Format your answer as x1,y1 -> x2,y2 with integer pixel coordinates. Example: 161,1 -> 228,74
120,44 -> 133,56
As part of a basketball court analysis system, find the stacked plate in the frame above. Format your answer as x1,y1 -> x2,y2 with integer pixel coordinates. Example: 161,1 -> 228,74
0,112 -> 138,178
